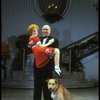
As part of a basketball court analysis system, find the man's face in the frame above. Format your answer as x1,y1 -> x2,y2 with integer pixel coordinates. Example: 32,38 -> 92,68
42,25 -> 51,36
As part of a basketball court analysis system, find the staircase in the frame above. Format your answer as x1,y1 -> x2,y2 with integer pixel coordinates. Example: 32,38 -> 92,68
1,70 -> 34,89
1,54 -> 35,89
59,32 -> 98,88
58,67 -> 96,88
60,32 -> 98,71
1,32 -> 98,89
2,67 -> 96,89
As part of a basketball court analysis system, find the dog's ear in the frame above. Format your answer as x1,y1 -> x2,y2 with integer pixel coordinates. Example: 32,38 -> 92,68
45,79 -> 49,83
55,79 -> 61,85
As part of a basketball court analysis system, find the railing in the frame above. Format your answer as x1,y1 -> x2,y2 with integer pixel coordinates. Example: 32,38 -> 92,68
60,32 -> 99,72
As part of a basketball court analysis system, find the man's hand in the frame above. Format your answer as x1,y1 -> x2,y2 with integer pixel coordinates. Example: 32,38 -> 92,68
45,49 -> 54,59
54,66 -> 61,76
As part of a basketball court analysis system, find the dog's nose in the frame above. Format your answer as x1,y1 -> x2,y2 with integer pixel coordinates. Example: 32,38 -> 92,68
49,87 -> 52,91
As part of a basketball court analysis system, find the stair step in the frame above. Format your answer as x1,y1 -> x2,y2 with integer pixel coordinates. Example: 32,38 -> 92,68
1,68 -> 96,89
1,78 -> 96,89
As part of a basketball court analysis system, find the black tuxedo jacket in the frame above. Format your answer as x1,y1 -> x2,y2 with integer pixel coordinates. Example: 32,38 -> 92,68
33,35 -> 59,100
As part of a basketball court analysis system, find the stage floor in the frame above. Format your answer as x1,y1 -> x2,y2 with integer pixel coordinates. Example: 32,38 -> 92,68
1,86 -> 99,100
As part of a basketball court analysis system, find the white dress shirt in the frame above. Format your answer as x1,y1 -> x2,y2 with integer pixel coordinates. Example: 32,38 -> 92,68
42,38 -> 47,44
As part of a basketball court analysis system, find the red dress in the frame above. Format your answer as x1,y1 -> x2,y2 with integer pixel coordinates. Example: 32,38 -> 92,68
29,36 -> 55,68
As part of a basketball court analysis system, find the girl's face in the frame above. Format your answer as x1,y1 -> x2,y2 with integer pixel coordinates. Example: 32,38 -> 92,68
31,28 -> 38,36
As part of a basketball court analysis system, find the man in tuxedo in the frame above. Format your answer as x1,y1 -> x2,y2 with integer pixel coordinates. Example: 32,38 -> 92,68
33,25 -> 60,100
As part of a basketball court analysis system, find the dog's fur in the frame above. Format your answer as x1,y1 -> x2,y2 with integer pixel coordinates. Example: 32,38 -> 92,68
46,79 -> 73,100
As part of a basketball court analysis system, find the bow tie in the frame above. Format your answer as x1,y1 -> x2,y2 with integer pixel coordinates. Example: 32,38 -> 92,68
43,36 -> 48,39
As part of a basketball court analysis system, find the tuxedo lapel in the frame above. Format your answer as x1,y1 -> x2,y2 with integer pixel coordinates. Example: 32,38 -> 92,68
45,37 -> 49,44
45,36 -> 52,43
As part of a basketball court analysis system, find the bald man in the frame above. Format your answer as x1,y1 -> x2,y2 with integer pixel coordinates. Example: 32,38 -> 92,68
33,25 -> 60,100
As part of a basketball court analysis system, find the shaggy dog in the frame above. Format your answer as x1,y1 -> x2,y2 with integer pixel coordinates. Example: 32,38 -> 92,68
46,78 -> 73,100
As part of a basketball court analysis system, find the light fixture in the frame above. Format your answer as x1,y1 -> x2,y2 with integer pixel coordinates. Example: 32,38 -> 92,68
33,0 -> 72,23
